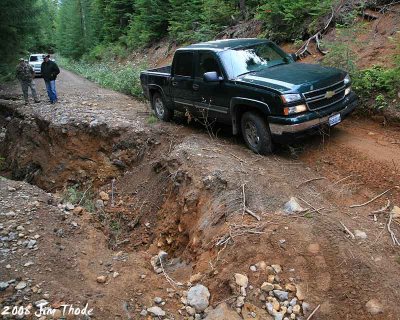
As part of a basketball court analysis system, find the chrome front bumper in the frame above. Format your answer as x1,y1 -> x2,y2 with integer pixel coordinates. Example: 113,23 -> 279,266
269,97 -> 357,135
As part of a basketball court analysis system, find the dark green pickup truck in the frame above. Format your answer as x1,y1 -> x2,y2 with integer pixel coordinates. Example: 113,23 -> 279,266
140,38 -> 357,154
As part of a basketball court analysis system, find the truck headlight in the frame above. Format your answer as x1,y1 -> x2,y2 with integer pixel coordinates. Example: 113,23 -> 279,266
344,74 -> 351,85
281,93 -> 302,103
283,104 -> 307,115
345,87 -> 351,96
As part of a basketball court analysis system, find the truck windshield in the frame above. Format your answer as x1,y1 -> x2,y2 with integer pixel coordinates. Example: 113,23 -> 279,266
219,42 -> 291,79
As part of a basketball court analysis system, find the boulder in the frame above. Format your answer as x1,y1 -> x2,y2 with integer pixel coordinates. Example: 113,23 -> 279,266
187,284 -> 210,312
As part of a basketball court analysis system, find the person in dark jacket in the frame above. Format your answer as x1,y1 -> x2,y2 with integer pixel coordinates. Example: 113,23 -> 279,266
41,54 -> 60,104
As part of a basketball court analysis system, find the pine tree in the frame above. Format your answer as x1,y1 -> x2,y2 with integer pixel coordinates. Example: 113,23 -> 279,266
127,0 -> 170,48
168,0 -> 203,43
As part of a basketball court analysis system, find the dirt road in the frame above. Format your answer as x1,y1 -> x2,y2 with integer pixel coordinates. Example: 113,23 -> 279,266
1,70 -> 400,320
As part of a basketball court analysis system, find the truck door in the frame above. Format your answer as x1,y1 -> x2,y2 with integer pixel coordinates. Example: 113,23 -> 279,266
171,51 -> 195,112
192,51 -> 229,122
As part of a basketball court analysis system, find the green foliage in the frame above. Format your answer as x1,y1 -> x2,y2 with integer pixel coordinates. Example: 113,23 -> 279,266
257,0 -> 333,42
0,0 -> 55,80
96,0 -> 135,42
168,0 -> 203,43
56,0 -> 102,59
322,42 -> 357,73
197,0 -> 236,40
126,0 -> 170,48
59,56 -> 145,98
147,115 -> 159,124
352,66 -> 400,99
63,184 -> 95,212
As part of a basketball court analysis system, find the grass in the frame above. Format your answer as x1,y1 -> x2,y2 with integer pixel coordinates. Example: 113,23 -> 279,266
62,184 -> 95,213
58,56 -> 146,99
147,114 -> 159,124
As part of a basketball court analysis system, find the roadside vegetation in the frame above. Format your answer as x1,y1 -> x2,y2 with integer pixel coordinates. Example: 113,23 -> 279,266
58,56 -> 145,98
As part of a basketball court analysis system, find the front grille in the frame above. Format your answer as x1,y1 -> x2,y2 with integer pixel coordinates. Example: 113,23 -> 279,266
304,80 -> 346,111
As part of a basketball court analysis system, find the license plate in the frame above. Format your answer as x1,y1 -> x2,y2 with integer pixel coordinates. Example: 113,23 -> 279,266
328,114 -> 341,126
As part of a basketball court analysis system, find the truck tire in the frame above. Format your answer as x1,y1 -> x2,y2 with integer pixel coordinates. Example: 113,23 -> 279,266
152,92 -> 173,121
241,111 -> 273,154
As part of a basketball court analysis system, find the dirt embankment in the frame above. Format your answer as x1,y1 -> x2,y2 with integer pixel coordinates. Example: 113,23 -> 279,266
1,71 -> 400,320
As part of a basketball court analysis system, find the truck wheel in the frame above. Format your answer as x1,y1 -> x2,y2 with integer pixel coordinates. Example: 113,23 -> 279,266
241,112 -> 273,155
152,92 -> 173,121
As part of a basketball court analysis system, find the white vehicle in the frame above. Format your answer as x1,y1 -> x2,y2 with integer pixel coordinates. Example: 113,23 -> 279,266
28,54 -> 45,76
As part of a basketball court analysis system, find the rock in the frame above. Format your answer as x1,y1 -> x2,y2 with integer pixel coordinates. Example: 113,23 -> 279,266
154,297 -> 163,304
24,261 -> 34,267
391,206 -> 400,218
27,239 -> 36,249
271,265 -> 282,274
234,273 -> 249,288
261,282 -> 274,292
250,265 -> 257,272
236,296 -> 245,308
65,202 -> 75,211
283,197 -> 305,214
8,186 -> 16,192
242,303 -> 273,320
147,306 -> 166,317
204,303 -> 242,320
96,276 -> 107,283
289,298 -> 297,307
295,285 -> 305,300
35,300 -> 49,308
190,273 -> 203,283
0,282 -> 9,291
99,191 -> 109,201
302,302 -> 311,314
186,306 -> 196,316
113,271 -> 120,278
6,264 -> 11,269
187,284 -> 210,312
256,261 -> 267,271
95,199 -> 104,210
292,305 -> 301,315
354,230 -> 367,239
53,309 -> 62,318
15,281 -> 27,290
268,275 -> 275,283
73,206 -> 84,214
150,251 -> 168,269
365,299 -> 384,315
273,290 -> 288,301
285,284 -> 296,292
140,309 -> 147,316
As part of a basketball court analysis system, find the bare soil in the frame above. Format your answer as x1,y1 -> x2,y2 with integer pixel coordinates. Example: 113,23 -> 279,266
1,66 -> 400,320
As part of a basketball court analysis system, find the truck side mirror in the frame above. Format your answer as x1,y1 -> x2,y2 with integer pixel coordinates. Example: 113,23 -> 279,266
290,53 -> 298,61
203,71 -> 223,82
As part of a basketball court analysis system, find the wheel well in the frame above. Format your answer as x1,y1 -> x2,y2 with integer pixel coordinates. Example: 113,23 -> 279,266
149,88 -> 159,102
232,105 -> 268,135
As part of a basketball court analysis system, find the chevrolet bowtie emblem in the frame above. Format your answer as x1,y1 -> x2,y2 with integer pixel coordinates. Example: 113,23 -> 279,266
325,91 -> 335,99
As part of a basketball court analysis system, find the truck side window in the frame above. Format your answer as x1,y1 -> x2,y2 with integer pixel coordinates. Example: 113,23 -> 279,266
198,52 -> 221,78
173,52 -> 193,77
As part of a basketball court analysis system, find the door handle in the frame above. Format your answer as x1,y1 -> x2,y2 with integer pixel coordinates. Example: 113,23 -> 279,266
172,81 -> 178,87
192,84 -> 199,91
